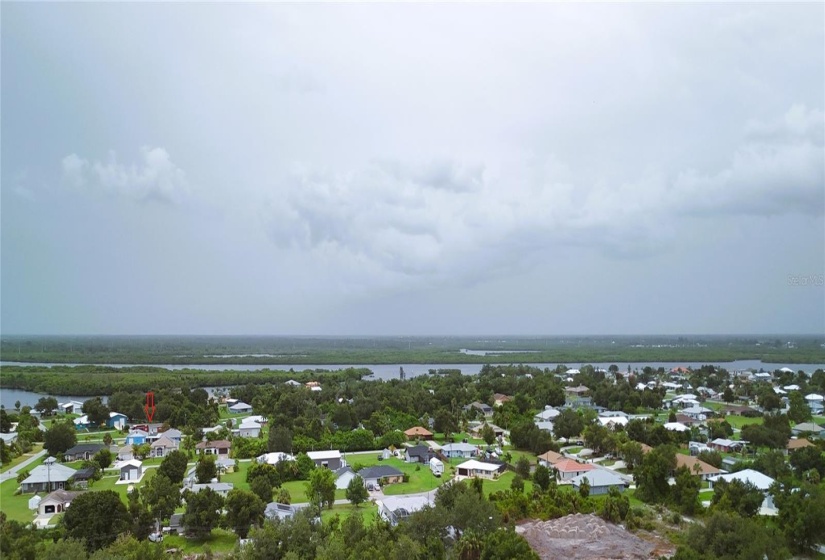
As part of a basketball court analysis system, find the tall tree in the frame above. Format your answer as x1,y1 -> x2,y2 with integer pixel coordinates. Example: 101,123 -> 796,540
158,450 -> 188,484
634,445 -> 676,503
34,397 -> 59,417
268,427 -> 293,453
141,473 -> 182,522
195,454 -> 218,484
81,398 -> 110,427
225,488 -> 265,539
787,392 -> 812,424
63,490 -> 131,552
182,487 -> 225,538
305,467 -> 336,510
346,475 -> 369,507
552,409 -> 584,439
43,421 -> 77,457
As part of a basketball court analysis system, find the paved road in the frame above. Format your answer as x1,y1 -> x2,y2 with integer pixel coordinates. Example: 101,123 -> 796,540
0,449 -> 47,483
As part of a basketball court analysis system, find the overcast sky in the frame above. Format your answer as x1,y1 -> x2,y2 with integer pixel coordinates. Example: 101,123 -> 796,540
2,3 -> 824,336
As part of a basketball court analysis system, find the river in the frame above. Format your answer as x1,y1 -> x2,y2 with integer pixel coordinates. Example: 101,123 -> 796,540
2,359 -> 822,409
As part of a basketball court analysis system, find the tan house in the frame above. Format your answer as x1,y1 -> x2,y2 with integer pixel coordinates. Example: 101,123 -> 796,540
151,435 -> 179,458
675,454 -> 720,480
537,449 -> 565,467
493,394 -> 513,407
38,490 -> 83,516
196,440 -> 232,456
404,426 -> 433,440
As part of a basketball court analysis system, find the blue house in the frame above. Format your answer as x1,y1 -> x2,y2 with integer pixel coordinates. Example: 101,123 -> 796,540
126,429 -> 148,445
107,412 -> 128,430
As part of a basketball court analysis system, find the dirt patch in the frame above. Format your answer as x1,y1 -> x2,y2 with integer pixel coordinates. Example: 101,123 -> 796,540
516,514 -> 669,560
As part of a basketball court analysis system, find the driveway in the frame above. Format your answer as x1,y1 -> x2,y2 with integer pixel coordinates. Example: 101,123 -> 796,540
0,449 -> 47,483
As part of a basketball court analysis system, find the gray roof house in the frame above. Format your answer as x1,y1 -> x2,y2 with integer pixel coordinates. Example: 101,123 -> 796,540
570,469 -> 628,496
358,465 -> 404,487
441,442 -> 478,459
307,450 -> 344,470
38,490 -> 83,515
334,466 -> 357,490
188,482 -> 234,497
791,422 -> 824,438
20,457 -> 76,493
265,502 -> 299,521
377,495 -> 433,526
405,445 -> 432,463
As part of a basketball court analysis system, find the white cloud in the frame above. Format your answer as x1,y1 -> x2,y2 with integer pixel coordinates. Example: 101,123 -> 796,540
263,104 -> 824,285
61,147 -> 189,203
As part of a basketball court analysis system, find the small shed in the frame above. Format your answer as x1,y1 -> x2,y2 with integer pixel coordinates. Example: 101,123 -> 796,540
120,460 -> 143,481
28,495 -> 42,511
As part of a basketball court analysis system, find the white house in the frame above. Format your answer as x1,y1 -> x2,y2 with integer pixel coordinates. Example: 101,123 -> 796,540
663,422 -> 690,432
238,419 -> 262,438
307,450 -> 345,470
707,469 -> 776,511
38,490 -> 83,515
188,482 -> 234,497
441,442 -> 478,459
570,469 -> 627,495
377,494 -> 434,526
597,416 -> 628,428
455,459 -> 505,480
334,467 -> 358,490
59,401 -> 84,415
534,406 -> 561,423
257,452 -> 295,465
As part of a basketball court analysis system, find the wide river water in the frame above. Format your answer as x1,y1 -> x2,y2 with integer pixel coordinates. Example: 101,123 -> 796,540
1,359 -> 823,409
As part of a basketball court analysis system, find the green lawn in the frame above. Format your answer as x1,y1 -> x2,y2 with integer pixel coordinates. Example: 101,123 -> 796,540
163,528 -> 238,554
0,444 -> 44,473
478,471 -> 534,497
320,502 -> 378,524
723,415 -> 763,429
0,478 -> 35,523
219,462 -> 251,492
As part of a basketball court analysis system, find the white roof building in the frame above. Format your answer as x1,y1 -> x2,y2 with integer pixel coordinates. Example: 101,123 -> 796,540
598,416 -> 629,427
307,450 -> 342,461
708,469 -> 775,491
534,407 -> 561,422
257,452 -> 295,465
805,393 -> 824,402
663,422 -> 690,432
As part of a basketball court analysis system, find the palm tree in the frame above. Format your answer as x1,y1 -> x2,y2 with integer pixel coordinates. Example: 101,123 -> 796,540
456,530 -> 484,560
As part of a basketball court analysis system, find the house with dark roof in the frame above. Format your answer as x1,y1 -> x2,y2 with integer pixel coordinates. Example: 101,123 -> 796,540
358,465 -> 404,487
64,443 -> 106,462
463,402 -> 493,417
404,445 -> 432,464
70,466 -> 97,488
334,466 -> 358,490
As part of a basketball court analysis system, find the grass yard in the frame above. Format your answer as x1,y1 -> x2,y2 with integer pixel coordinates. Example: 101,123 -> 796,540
478,471 -> 534,497
320,502 -> 378,524
279,479 -> 346,504
507,450 -> 538,465
0,444 -> 44,473
163,528 -> 238,554
0,478 -> 35,523
220,461 -> 251,492
723,415 -> 763,429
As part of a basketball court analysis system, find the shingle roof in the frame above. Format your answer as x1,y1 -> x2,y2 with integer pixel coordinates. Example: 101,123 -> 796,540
359,465 -> 404,480
21,462 -> 76,484
65,443 -> 106,455
404,426 -> 433,437
405,445 -> 430,458
553,459 -> 595,473
570,469 -> 626,487
675,454 -> 720,476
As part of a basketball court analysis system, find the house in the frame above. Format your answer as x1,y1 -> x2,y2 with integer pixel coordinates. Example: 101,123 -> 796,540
38,490 -> 83,515
565,386 -> 591,408
464,401 -> 493,417
228,402 -> 253,414
119,459 -> 143,481
791,422 -> 824,438
493,394 -> 513,407
675,454 -> 720,480
570,469 -> 627,495
70,466 -> 97,489
404,445 -> 432,464
663,422 -> 690,433
720,404 -> 755,415
73,416 -> 91,430
0,433 -> 18,445
334,466 -> 358,490
552,459 -> 595,481
377,494 -> 433,526
265,502 -> 298,521
238,419 -> 262,438
196,440 -> 232,456
216,457 -> 236,473
107,412 -> 128,430
257,452 -> 295,465
161,428 -> 183,443
166,513 -> 184,535
786,438 -> 816,453
64,443 -> 106,462
441,442 -> 478,459
537,449 -> 565,467
675,414 -> 701,427
598,416 -> 629,428
20,457 -> 76,493
534,406 -> 561,423
307,450 -> 344,470
681,406 -> 714,421
188,482 -> 234,497
59,401 -> 84,415
469,423 -> 505,439
535,421 -> 555,433
150,435 -> 179,458
456,459 -> 506,480
358,465 -> 404,487
404,426 -> 433,440
284,379 -> 302,387
126,429 -> 149,445
118,445 -> 135,461
688,441 -> 712,456
708,469 -> 776,511
305,381 -> 322,392
710,438 -> 745,452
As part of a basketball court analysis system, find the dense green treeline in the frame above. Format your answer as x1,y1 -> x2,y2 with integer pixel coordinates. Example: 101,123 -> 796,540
2,335 -> 823,364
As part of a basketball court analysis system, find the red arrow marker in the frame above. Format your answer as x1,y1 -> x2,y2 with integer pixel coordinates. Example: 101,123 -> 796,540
144,391 -> 156,423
